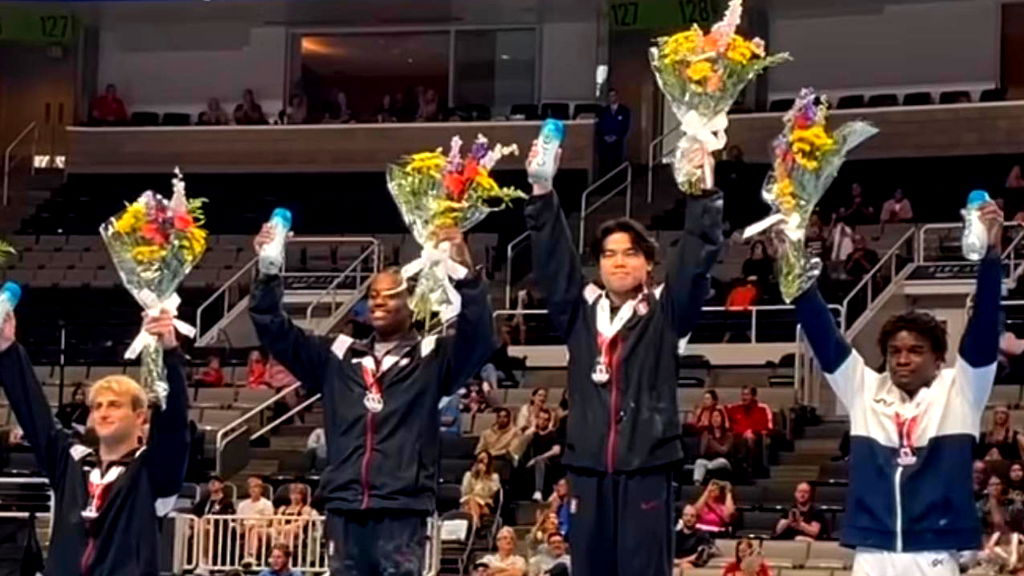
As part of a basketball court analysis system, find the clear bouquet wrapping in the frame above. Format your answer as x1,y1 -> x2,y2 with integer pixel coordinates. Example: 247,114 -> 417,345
387,135 -> 525,329
744,89 -> 878,303
649,0 -> 789,195
100,169 -> 208,407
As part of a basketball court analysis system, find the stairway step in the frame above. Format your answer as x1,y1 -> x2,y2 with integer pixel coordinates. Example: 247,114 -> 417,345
792,438 -> 840,453
768,465 -> 820,481
778,452 -> 833,466
802,422 -> 849,440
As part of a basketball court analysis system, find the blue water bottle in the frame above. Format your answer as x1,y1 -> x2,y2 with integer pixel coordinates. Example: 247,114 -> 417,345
259,208 -> 293,275
0,282 -> 22,322
528,119 -> 565,190
961,190 -> 990,261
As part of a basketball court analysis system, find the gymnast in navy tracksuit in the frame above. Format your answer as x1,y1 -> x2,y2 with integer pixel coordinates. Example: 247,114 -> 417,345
0,310 -> 190,576
250,227 -> 494,576
793,201 -> 1003,576
524,146 -> 723,576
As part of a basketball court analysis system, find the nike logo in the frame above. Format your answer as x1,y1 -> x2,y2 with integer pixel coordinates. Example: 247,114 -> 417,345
640,500 -> 659,511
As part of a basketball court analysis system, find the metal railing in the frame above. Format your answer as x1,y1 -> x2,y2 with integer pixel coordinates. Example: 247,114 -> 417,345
196,256 -> 257,344
917,222 -> 1023,264
578,161 -> 632,252
3,121 -> 38,206
214,382 -> 303,476
504,231 -> 529,309
647,124 -> 680,202
842,227 -> 917,333
304,240 -> 380,328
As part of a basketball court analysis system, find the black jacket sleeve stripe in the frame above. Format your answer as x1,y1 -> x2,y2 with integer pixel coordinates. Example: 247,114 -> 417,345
440,275 -> 497,396
525,192 -> 585,340
249,273 -> 331,393
0,343 -> 71,481
660,193 -> 724,339
144,349 -> 191,499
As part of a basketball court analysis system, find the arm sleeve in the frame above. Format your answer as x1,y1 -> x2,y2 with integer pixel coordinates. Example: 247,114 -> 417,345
145,349 -> 191,498
958,253 -> 1001,411
524,193 -> 585,340
794,285 -> 863,410
439,275 -> 497,396
0,344 -> 71,481
661,192 -> 724,340
249,274 -> 331,394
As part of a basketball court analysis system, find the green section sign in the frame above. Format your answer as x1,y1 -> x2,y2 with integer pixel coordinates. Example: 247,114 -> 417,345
0,7 -> 74,46
609,0 -> 724,31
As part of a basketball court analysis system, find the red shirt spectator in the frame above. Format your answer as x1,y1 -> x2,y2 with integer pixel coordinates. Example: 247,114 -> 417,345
722,538 -> 772,576
727,386 -> 773,436
89,84 -> 128,125
196,356 -> 225,387
247,350 -> 268,388
725,280 -> 759,310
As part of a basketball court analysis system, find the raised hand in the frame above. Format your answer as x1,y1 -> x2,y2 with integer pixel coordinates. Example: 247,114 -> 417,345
979,201 -> 1004,252
142,309 -> 179,350
435,227 -> 473,269
0,313 -> 15,353
252,223 -> 276,255
525,139 -> 561,196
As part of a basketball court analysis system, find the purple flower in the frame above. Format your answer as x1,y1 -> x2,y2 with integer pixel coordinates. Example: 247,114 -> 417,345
471,136 -> 489,161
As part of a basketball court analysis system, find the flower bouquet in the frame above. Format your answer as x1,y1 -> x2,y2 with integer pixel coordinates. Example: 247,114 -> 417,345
387,135 -> 525,327
100,168 -> 208,407
743,88 -> 878,303
649,0 -> 789,195
0,240 -> 15,266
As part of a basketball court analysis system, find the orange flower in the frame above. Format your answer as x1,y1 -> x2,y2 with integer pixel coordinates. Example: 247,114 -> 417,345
140,222 -> 168,246
706,73 -> 723,92
173,213 -> 195,231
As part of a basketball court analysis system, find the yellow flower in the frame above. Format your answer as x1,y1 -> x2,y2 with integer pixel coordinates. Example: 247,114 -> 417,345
686,61 -> 714,83
789,126 -> 835,171
473,169 -> 499,194
405,150 -> 446,175
115,203 -> 145,235
662,28 -> 703,65
726,37 -> 754,65
132,245 -> 166,263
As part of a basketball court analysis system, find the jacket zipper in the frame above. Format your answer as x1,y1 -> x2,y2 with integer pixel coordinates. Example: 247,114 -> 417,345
893,466 -> 904,552
605,338 -> 620,473
361,412 -> 375,509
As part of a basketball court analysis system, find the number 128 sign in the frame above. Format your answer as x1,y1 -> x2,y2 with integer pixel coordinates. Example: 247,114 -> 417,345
609,0 -> 721,31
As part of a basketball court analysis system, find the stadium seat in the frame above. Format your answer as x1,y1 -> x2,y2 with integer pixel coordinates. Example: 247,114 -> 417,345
761,540 -> 809,568
573,103 -> 602,119
866,94 -> 899,108
738,510 -> 779,537
161,113 -> 192,126
769,98 -> 795,112
805,541 -> 854,569
195,388 -> 237,408
980,87 -> 1007,102
129,112 -> 160,126
902,91 -> 934,106
939,90 -> 971,104
836,94 -> 865,109
509,103 -> 540,120
540,102 -> 570,120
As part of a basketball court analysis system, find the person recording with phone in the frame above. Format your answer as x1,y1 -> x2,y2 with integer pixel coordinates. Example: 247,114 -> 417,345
693,479 -> 736,533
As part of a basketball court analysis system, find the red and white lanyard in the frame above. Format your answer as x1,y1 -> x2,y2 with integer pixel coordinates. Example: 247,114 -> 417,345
894,412 -> 920,466
592,291 -> 644,384
360,356 -> 385,413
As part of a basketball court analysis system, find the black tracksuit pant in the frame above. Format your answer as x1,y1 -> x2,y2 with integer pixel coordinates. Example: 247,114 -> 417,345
327,510 -> 427,576
567,467 -> 674,576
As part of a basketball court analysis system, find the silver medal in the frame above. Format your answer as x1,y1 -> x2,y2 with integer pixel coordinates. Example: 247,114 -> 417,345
364,392 -> 384,413
591,361 -> 610,385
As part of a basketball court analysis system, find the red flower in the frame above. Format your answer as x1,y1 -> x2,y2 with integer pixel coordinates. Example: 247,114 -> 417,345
444,172 -> 469,201
141,222 -> 168,246
463,158 -> 479,181
173,213 -> 195,230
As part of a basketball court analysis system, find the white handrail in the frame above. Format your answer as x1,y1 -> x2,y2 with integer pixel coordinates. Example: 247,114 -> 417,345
214,382 -> 302,475
504,231 -> 529,309
842,227 -> 917,325
3,121 -> 38,206
647,123 -> 680,202
251,391 -> 320,440
195,256 -> 257,341
578,161 -> 632,253
304,241 -> 380,322
917,222 -> 1023,263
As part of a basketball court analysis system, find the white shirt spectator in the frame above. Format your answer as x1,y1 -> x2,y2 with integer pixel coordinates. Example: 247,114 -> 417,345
880,197 -> 914,223
529,552 -> 571,575
307,427 -> 326,460
238,496 -> 274,518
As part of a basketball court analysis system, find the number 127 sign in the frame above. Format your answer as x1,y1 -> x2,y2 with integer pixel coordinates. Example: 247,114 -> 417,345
609,0 -> 721,31
0,7 -> 74,46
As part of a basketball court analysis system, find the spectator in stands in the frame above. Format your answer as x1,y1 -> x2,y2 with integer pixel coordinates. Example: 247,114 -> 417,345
693,409 -> 733,485
843,234 -> 879,281
548,477 -> 572,536
725,276 -> 759,312
805,213 -> 827,260
880,188 -> 914,224
674,504 -> 715,573
476,407 -> 522,465
197,98 -> 231,126
1008,165 -> 1024,191
274,483 -> 316,552
1009,462 -> 1024,505
238,476 -> 275,564
304,427 -> 326,473
517,388 -> 550,432
528,511 -> 561,555
247,350 -> 268,388
596,88 -> 631,175
741,240 -> 775,292
194,355 -> 225,388
283,94 -> 308,125
528,531 -> 571,576
56,384 -> 89,432
461,450 -> 501,526
693,480 -> 735,533
463,380 -> 494,416
727,386 -> 773,476
976,460 -> 992,503
520,407 -> 564,501
89,83 -> 128,126
265,355 -> 298,389
481,527 -> 528,576
773,481 -> 827,541
258,543 -> 303,576
836,182 -> 875,226
722,538 -> 771,576
690,390 -> 728,433
235,89 -> 268,125
416,88 -> 440,122
979,474 -> 1024,537
193,474 -> 236,517
376,94 -> 395,123
829,216 -> 856,264
981,405 -> 1023,460
323,89 -> 352,124
439,394 -> 462,436
482,324 -> 522,388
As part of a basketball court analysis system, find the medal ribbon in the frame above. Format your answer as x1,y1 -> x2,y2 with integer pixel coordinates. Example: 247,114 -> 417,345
360,357 -> 382,397
895,413 -> 919,454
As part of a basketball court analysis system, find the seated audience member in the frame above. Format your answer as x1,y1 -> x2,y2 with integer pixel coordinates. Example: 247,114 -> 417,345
238,476 -> 275,563
880,188 -> 914,223
274,483 -> 316,552
416,88 -> 441,122
235,89 -> 268,125
805,213 -> 827,260
89,84 -> 128,125
693,409 -> 733,485
461,450 -> 501,526
480,527 -> 528,576
247,350 -> 268,388
376,94 -> 395,123
476,407 -> 523,466
323,89 -> 352,123
266,355 -> 299,388
304,427 -> 326,473
690,390 -> 728,433
517,388 -> 550,432
528,511 -> 561,555
836,182 -> 875,226
282,93 -> 308,125
520,407 -> 564,501
193,475 -> 236,517
55,384 -> 89,432
979,474 -> 1024,537
464,380 -> 494,415
548,477 -> 571,536
197,98 -> 231,125
722,538 -> 772,576
194,355 -> 225,388
528,531 -> 571,576
843,235 -> 879,281
694,480 -> 736,533
829,217 -> 856,265
258,543 -> 303,576
439,394 -> 462,436
727,386 -> 773,476
725,277 -> 759,311
675,504 -> 715,573
981,405 -> 1023,460
773,482 -> 827,541
741,241 -> 774,290
482,325 -> 522,389
1009,462 -> 1024,505
975,460 -> 992,503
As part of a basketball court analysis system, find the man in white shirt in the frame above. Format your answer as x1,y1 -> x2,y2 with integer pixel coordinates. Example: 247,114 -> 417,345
237,475 -> 275,565
304,427 -> 326,473
880,189 -> 914,224
529,531 -> 572,575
